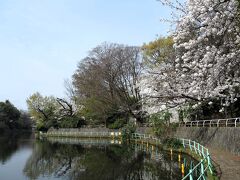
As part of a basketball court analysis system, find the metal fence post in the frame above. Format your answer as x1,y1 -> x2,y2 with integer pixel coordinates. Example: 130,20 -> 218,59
189,169 -> 193,180
201,145 -> 204,157
189,139 -> 192,151
207,153 -> 213,174
198,143 -> 201,156
200,160 -> 206,180
182,139 -> 185,148
193,141 -> 197,154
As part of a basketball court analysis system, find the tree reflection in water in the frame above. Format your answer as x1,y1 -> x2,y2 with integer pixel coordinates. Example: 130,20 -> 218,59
23,138 -> 198,180
0,131 -> 32,164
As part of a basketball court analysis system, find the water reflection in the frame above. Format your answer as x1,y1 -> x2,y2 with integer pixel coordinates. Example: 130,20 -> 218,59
0,131 -> 32,164
23,137 -> 198,180
0,134 -> 199,180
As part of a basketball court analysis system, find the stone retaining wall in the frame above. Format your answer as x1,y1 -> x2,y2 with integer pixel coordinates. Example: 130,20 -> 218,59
48,127 -> 153,134
175,127 -> 240,155
48,128 -> 116,133
45,128 -> 121,138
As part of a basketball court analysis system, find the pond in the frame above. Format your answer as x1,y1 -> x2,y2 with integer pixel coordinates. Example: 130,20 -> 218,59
0,132 -> 199,180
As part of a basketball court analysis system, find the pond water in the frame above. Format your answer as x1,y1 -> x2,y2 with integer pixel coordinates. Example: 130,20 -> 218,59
0,132 -> 199,180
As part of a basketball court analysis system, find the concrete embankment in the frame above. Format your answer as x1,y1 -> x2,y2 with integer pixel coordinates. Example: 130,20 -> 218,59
48,127 -> 113,133
46,127 -> 240,155
45,128 -> 121,138
175,127 -> 240,179
175,127 -> 240,155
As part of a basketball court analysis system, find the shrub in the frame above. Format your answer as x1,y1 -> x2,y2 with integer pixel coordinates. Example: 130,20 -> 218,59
148,110 -> 172,137
108,118 -> 126,129
162,137 -> 182,149
121,122 -> 136,140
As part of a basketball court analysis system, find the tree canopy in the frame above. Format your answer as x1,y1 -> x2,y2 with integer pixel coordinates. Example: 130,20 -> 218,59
72,43 -> 145,127
142,36 -> 174,67
0,100 -> 32,130
140,0 -> 240,119
27,92 -> 84,131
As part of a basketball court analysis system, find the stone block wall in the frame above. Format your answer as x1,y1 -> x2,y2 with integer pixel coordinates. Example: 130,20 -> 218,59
175,127 -> 240,155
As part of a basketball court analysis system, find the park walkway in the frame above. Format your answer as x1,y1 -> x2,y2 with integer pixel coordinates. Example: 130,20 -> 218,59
208,147 -> 240,179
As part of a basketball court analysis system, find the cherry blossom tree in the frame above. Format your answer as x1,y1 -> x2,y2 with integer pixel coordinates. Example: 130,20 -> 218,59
174,0 -> 240,110
141,0 -> 240,114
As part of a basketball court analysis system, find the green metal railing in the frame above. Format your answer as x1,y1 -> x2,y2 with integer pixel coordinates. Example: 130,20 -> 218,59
131,133 -> 213,180
181,138 -> 213,180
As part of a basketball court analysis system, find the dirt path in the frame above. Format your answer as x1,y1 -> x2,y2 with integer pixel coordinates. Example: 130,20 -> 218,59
207,147 -> 240,179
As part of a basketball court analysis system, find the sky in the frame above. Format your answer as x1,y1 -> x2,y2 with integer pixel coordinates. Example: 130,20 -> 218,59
0,0 -> 173,110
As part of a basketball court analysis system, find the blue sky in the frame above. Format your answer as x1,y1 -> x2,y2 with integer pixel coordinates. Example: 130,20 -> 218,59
0,0 -> 173,109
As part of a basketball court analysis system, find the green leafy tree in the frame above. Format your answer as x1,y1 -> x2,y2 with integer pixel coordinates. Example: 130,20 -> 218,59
142,36 -> 174,67
27,92 -> 59,131
0,100 -> 21,129
27,92 -> 85,130
0,100 -> 31,130
148,110 -> 172,137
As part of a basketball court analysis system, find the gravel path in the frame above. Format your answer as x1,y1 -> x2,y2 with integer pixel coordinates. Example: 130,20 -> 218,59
208,147 -> 240,180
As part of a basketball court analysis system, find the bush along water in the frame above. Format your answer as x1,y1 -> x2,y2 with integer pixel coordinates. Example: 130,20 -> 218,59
121,122 -> 136,141
144,110 -> 183,149
162,137 -> 182,149
147,110 -> 179,138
